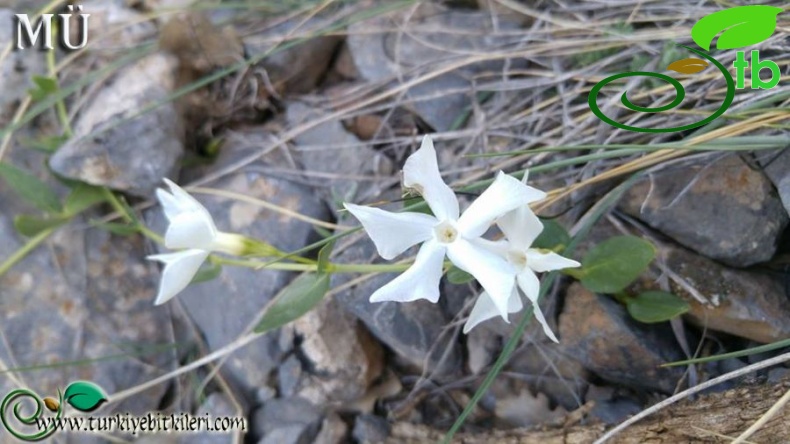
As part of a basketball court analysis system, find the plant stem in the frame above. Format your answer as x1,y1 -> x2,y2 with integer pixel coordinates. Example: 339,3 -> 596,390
213,256 -> 413,274
0,227 -> 56,277
46,22 -> 72,137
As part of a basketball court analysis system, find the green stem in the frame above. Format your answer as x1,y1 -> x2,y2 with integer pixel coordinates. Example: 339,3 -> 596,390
102,188 -> 163,244
212,256 -> 413,274
0,227 -> 56,277
46,23 -> 72,138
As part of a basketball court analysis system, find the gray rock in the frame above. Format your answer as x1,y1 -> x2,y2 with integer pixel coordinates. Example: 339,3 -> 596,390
314,412 -> 348,444
278,354 -> 303,398
183,392 -> 244,444
286,100 -> 393,211
0,9 -> 46,113
147,142 -> 330,396
254,397 -> 323,444
290,297 -> 384,405
332,219 -> 461,376
346,4 -> 525,131
619,153 -> 788,267
49,53 -> 184,197
643,243 -> 790,344
352,414 -> 390,444
0,199 -> 175,444
755,147 -> 790,217
559,283 -> 684,393
244,15 -> 342,94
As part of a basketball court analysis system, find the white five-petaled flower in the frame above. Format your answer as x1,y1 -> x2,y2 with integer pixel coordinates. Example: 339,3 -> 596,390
463,175 -> 581,339
147,179 -> 247,305
343,135 -> 546,320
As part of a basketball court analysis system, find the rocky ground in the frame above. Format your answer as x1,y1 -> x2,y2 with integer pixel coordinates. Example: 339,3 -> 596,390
1,0 -> 789,443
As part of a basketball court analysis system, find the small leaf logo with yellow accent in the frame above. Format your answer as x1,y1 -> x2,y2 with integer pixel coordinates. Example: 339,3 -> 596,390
667,58 -> 709,74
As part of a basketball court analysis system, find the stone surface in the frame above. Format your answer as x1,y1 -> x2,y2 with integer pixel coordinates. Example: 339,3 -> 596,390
756,147 -> 790,217
352,414 -> 391,444
332,218 -> 462,376
640,243 -> 790,344
244,15 -> 342,94
290,297 -> 384,405
0,191 -> 176,441
286,100 -> 393,210
49,53 -> 184,197
347,4 -> 525,131
184,392 -> 242,444
147,142 -> 330,395
559,283 -> 684,393
0,9 -> 47,113
253,397 -> 323,444
619,153 -> 788,267
314,412 -> 348,444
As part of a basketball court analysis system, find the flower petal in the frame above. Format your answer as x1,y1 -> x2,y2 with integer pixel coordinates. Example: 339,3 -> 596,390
458,171 -> 546,238
147,249 -> 210,305
344,203 -> 436,260
463,290 -> 523,333
526,250 -> 581,273
530,300 -> 559,343
516,269 -> 541,304
160,179 -> 211,219
447,238 -> 516,319
402,135 -> 460,221
370,240 -> 446,303
496,204 -> 544,250
165,212 -> 219,250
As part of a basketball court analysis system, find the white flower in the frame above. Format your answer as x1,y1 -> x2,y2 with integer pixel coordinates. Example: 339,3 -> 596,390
343,135 -> 546,319
463,175 -> 580,340
147,179 -> 247,305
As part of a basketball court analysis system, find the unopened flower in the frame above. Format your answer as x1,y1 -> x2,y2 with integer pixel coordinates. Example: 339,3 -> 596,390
148,179 -> 263,305
344,135 -> 546,319
463,175 -> 580,339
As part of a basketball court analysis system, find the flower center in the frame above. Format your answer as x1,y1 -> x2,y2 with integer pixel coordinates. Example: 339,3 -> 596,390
507,249 -> 528,269
433,220 -> 458,244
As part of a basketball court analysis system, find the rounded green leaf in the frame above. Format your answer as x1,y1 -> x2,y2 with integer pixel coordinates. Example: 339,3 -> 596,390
254,272 -> 330,333
531,219 -> 571,251
691,6 -> 782,51
63,381 -> 107,412
579,236 -> 655,294
0,162 -> 62,213
64,183 -> 107,215
627,291 -> 690,323
14,214 -> 69,237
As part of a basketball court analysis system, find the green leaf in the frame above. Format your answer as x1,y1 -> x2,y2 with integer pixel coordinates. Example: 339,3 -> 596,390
317,241 -> 335,274
190,261 -> 223,284
254,272 -> 330,333
64,183 -> 106,215
627,291 -> 689,323
579,236 -> 655,294
532,219 -> 571,251
28,75 -> 59,101
20,135 -> 69,154
691,5 -> 782,51
32,75 -> 58,93
63,381 -> 107,412
447,265 -> 474,284
0,163 -> 62,213
14,214 -> 69,237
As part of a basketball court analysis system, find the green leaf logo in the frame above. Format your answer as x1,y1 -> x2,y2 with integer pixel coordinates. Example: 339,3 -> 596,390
691,5 -> 782,51
63,381 -> 107,412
